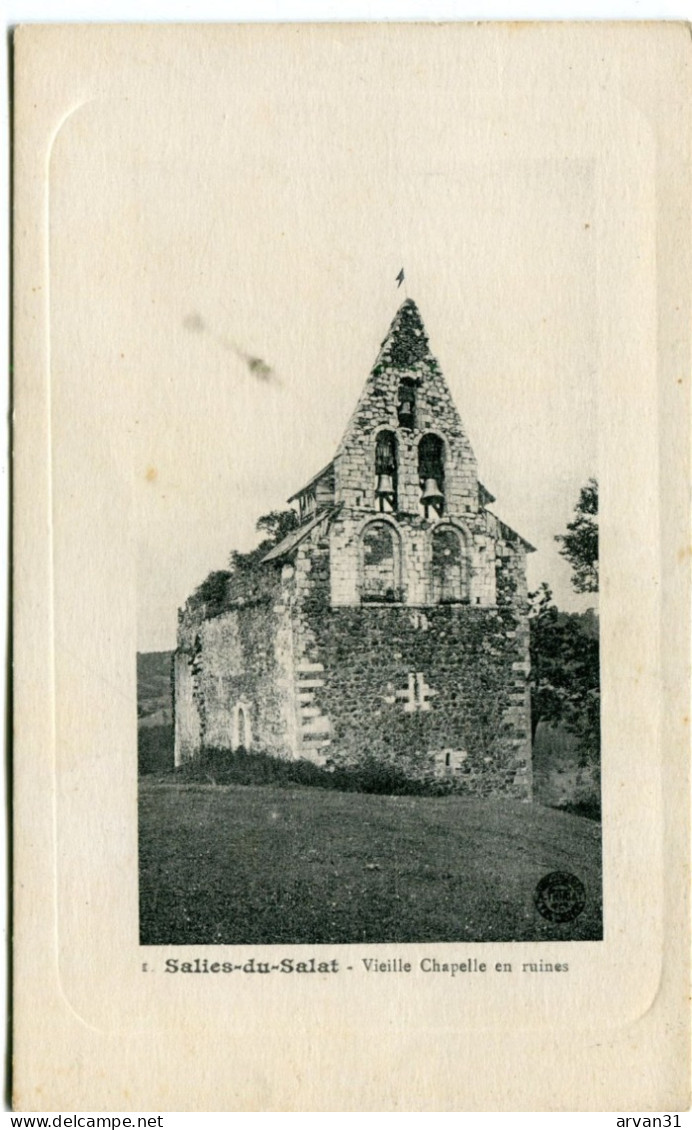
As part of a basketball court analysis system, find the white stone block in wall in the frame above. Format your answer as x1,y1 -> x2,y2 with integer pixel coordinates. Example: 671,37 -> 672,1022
302,716 -> 331,735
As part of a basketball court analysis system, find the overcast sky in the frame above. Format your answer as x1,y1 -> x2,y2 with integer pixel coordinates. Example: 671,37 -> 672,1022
48,26 -> 600,651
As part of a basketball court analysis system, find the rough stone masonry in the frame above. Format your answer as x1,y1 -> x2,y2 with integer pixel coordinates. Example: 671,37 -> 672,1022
175,299 -> 534,798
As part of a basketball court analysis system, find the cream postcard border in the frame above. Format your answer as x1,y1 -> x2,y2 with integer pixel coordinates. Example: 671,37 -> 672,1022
12,23 -> 691,1111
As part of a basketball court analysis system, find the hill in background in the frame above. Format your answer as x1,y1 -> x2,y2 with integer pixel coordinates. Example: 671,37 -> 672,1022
137,650 -> 174,774
137,650 -> 174,724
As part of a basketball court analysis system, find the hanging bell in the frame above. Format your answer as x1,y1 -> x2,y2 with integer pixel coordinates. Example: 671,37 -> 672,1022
421,477 -> 444,505
375,474 -> 395,497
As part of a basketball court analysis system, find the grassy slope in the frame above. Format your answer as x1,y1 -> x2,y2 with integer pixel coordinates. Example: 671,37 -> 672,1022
139,781 -> 602,945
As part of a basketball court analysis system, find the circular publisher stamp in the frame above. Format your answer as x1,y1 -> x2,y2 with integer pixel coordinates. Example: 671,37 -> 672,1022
534,871 -> 586,923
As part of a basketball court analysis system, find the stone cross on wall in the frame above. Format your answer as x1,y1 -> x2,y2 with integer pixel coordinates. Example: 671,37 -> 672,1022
384,672 -> 437,713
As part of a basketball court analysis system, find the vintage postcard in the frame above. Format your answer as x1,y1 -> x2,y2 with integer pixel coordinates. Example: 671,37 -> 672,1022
12,22 -> 691,1111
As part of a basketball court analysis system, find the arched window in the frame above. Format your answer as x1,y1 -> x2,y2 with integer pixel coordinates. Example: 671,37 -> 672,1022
232,703 -> 252,751
361,521 -> 400,603
431,526 -> 468,603
418,434 -> 445,517
237,706 -> 247,749
374,430 -> 398,512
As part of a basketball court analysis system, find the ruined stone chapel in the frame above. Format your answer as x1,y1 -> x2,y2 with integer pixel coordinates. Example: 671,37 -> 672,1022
175,299 -> 534,797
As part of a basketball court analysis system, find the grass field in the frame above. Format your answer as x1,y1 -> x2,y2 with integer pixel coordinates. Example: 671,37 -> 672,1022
139,780 -> 602,945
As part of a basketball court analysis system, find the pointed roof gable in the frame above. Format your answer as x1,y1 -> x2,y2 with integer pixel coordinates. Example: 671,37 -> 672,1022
335,297 -> 474,464
375,298 -> 435,372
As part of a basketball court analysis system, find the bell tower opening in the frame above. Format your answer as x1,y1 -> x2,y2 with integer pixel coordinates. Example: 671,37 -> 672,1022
418,433 -> 445,518
374,430 -> 398,512
397,379 -> 417,429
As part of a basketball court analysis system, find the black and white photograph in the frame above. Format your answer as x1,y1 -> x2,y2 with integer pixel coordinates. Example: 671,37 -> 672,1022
129,28 -> 603,946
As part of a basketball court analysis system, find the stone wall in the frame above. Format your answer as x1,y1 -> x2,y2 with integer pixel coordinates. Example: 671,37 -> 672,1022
291,530 -> 532,798
174,594 -> 297,762
173,650 -> 201,765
